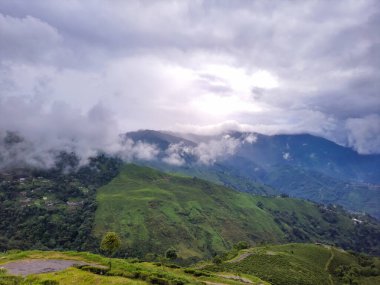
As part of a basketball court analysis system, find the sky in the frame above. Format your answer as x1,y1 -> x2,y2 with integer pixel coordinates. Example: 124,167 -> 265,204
0,0 -> 379,162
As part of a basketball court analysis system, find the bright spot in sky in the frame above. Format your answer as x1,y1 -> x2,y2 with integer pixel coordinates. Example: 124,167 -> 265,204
251,70 -> 279,89
191,94 -> 264,117
191,64 -> 276,118
199,64 -> 279,92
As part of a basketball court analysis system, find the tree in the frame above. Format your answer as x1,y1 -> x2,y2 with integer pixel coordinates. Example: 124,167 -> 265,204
100,232 -> 121,269
165,247 -> 178,260
234,241 -> 249,250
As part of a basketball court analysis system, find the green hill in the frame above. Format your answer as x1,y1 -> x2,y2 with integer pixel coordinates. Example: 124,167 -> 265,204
94,164 -> 380,260
204,243 -> 380,285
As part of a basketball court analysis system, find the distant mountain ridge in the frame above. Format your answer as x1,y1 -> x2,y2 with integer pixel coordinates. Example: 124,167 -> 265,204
125,130 -> 380,218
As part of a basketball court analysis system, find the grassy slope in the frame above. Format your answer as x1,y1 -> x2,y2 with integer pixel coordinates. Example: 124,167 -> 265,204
140,160 -> 279,196
204,243 -> 380,285
94,164 -> 284,259
263,165 -> 380,218
94,164 -> 380,259
0,250 -> 268,285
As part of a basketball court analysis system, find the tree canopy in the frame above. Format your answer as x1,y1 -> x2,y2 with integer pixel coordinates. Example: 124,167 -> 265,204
100,232 -> 121,257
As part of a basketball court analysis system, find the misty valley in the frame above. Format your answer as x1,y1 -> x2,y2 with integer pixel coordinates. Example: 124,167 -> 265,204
1,130 -> 380,285
1,1 -> 380,284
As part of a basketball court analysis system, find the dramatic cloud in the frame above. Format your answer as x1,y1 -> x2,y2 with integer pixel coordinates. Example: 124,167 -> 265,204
162,134 -> 255,166
162,132 -> 258,166
345,114 -> 380,154
0,0 -> 379,156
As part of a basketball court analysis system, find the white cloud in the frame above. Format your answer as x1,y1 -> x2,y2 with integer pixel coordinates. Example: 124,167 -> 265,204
345,114 -> 380,154
0,0 -> 379,155
118,139 -> 160,161
283,152 -> 291,160
0,14 -> 62,63
162,143 -> 187,166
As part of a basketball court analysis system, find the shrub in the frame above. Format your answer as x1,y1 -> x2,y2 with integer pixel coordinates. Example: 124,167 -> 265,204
165,248 -> 178,260
148,276 -> 170,285
40,280 -> 59,285
77,265 -> 109,275
212,256 -> 222,265
166,263 -> 181,269
234,241 -> 250,250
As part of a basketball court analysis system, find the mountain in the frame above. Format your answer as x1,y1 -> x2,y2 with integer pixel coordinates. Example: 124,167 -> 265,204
1,135 -> 379,262
125,130 -> 380,218
93,164 -> 380,260
126,130 -> 197,150
225,132 -> 380,184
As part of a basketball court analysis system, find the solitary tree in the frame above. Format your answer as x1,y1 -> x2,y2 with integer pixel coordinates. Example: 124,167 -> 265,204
100,232 -> 121,269
165,247 -> 178,260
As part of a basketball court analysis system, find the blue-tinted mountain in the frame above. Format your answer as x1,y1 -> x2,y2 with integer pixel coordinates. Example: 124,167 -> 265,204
125,130 -> 380,218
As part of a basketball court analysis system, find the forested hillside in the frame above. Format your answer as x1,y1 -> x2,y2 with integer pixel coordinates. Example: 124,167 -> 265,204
94,164 -> 380,260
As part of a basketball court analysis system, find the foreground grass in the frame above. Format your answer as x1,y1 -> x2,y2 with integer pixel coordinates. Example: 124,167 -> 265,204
0,250 -> 268,285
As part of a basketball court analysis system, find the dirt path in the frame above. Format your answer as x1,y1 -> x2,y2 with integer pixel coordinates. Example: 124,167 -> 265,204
324,247 -> 335,285
217,274 -> 253,284
204,281 -> 229,285
1,259 -> 92,276
227,252 -> 253,263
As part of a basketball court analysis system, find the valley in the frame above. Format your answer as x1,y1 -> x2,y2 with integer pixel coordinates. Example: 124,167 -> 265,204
1,133 -> 379,284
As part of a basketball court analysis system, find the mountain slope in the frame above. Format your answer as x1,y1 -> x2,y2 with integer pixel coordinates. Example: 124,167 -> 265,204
225,132 -> 380,183
125,130 -> 380,218
93,164 -> 380,260
204,243 -> 380,285
0,154 -> 122,251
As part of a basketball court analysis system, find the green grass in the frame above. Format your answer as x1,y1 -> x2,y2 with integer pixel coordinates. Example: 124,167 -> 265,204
0,250 -> 268,285
204,243 -> 380,285
94,164 -> 380,260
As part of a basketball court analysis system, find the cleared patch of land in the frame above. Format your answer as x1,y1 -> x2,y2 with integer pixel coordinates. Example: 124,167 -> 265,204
2,259 -> 89,276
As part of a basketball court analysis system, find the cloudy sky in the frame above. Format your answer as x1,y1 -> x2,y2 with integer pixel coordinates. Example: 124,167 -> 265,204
0,0 -> 379,155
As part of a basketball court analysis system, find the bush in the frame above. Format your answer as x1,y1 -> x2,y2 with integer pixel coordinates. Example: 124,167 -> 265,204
234,241 -> 250,250
212,256 -> 222,265
148,276 -> 170,285
165,248 -> 177,260
76,265 -> 109,275
170,278 -> 186,285
40,280 -> 59,285
166,263 -> 181,269
0,268 -> 6,275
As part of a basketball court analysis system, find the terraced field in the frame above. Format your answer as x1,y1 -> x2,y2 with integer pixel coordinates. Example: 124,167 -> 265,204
204,243 -> 380,285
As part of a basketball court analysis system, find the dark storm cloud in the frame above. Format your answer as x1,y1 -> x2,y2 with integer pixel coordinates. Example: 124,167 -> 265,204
0,0 -> 379,156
